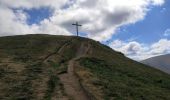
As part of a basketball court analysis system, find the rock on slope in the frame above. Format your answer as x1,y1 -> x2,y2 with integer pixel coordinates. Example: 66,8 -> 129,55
141,54 -> 170,74
0,34 -> 170,100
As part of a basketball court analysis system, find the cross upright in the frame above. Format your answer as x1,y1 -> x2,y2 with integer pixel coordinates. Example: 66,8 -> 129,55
72,22 -> 82,36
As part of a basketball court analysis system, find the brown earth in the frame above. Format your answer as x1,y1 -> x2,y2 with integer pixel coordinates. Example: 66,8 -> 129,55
58,41 -> 91,100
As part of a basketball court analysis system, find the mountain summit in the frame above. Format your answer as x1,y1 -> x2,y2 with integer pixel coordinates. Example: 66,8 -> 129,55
0,34 -> 170,100
142,54 -> 170,74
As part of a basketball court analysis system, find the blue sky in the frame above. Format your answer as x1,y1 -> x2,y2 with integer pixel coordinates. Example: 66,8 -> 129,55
0,0 -> 169,60
110,0 -> 170,44
20,0 -> 170,45
23,7 -> 53,25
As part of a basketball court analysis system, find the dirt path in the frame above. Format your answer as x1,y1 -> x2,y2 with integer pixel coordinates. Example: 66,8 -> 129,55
43,38 -> 73,63
59,59 -> 89,100
58,41 -> 91,100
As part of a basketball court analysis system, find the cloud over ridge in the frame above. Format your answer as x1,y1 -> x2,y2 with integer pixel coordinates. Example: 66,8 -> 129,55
0,0 -> 168,60
0,0 -> 165,41
109,38 -> 170,60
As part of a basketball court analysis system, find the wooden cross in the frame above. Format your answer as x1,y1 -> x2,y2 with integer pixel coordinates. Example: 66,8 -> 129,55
72,22 -> 82,36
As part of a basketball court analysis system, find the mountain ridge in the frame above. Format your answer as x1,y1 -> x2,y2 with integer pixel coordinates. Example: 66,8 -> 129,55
142,54 -> 170,74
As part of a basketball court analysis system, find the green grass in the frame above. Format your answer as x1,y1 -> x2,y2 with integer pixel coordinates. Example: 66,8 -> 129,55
47,59 -> 68,74
48,60 -> 60,68
0,64 -> 37,100
79,57 -> 170,100
0,34 -> 170,100
0,34 -> 74,99
44,74 -> 60,100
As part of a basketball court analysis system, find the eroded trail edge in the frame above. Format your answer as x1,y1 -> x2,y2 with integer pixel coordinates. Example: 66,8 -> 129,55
58,41 -> 91,100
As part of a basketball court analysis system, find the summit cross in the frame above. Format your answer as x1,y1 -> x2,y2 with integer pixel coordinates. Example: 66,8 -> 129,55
72,22 -> 82,36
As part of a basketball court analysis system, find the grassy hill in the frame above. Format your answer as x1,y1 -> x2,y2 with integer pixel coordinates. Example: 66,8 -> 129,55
0,34 -> 170,100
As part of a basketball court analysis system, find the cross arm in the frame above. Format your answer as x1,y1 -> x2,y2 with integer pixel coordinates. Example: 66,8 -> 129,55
72,24 -> 82,26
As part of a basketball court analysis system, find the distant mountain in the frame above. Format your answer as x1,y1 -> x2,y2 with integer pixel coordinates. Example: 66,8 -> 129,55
0,34 -> 170,100
142,54 -> 170,74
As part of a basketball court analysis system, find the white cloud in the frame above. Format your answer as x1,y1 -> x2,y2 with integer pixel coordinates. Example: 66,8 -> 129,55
0,6 -> 34,36
0,0 -> 68,9
0,4 -> 71,36
109,39 -> 170,61
164,29 -> 170,37
150,0 -> 165,5
0,0 -> 165,41
150,39 -> 170,54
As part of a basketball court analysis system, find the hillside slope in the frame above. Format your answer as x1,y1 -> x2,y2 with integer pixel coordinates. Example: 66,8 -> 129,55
142,54 -> 170,74
0,34 -> 170,100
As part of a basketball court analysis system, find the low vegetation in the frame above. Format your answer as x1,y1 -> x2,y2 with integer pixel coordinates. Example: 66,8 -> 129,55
0,34 -> 170,100
79,57 -> 170,100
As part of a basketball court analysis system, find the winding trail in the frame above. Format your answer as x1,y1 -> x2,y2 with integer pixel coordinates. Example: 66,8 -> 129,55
58,41 -> 91,100
43,38 -> 73,63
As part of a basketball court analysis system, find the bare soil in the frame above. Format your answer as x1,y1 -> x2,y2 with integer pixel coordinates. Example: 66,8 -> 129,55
58,41 -> 91,100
